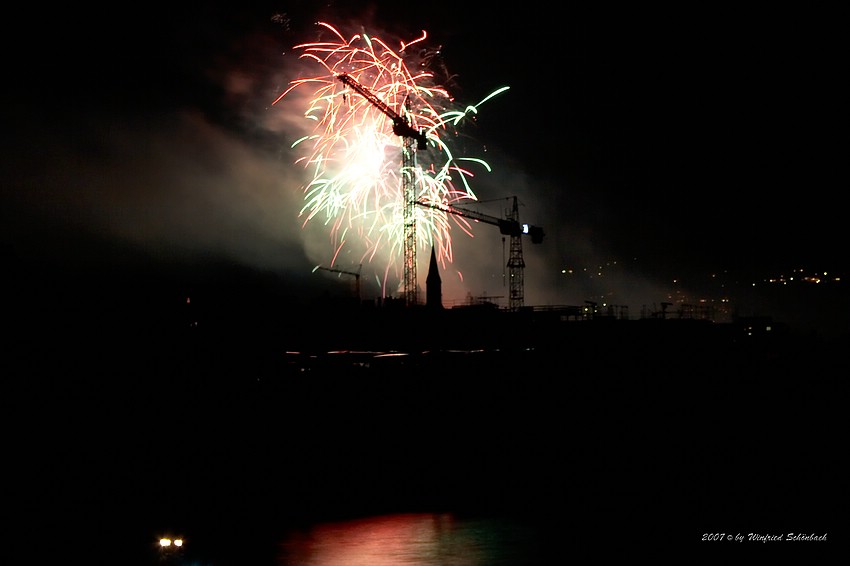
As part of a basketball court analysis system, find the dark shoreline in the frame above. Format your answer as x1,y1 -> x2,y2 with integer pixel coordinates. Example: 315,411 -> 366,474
6,305 -> 844,563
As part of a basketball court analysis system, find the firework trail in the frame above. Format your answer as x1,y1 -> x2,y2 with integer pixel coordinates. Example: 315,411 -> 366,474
273,21 -> 509,296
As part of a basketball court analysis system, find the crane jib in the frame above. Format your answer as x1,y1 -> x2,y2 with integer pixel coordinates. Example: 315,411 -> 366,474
337,73 -> 427,150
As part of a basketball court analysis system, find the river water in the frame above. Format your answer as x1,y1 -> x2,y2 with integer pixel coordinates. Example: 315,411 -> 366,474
9,326 -> 841,563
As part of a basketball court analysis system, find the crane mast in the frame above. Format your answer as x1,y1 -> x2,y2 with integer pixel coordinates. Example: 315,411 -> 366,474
337,73 -> 427,307
505,197 -> 525,312
402,129 -> 417,308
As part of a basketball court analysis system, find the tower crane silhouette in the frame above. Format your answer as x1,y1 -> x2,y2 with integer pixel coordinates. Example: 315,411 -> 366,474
313,264 -> 362,301
418,196 -> 544,311
336,73 -> 427,307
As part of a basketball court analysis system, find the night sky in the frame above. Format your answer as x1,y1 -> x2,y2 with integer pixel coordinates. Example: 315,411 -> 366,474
3,2 -> 847,337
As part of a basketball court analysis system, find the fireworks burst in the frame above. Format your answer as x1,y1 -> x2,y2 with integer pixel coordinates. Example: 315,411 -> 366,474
273,21 -> 509,296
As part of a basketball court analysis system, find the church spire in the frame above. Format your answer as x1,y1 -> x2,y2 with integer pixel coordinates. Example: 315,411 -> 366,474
426,245 -> 442,309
